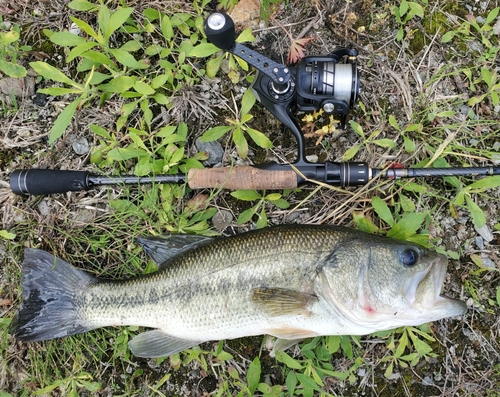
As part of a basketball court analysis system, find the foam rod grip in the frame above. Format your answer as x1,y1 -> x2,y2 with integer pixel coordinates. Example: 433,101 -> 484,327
10,169 -> 90,195
187,166 -> 298,190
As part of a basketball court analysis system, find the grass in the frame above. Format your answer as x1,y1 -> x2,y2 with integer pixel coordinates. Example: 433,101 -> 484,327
1,0 -> 500,396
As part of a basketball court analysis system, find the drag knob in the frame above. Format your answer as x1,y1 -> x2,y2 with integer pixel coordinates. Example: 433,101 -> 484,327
204,13 -> 235,50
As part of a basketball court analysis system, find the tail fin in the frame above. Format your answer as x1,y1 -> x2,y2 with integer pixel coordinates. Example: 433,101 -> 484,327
10,249 -> 97,341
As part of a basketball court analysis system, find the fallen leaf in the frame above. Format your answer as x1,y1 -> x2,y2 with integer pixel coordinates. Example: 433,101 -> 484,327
287,36 -> 313,65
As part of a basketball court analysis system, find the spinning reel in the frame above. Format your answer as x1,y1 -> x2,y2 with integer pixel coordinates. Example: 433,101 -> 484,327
204,13 -> 360,164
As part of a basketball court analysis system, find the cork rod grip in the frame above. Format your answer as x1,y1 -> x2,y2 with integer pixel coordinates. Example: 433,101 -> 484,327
187,166 -> 298,190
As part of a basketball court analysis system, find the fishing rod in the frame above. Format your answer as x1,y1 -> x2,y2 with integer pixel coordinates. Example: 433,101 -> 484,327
9,163 -> 500,196
8,13 -> 500,196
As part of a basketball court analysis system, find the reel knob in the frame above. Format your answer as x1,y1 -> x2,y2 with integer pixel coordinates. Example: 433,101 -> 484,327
204,13 -> 235,50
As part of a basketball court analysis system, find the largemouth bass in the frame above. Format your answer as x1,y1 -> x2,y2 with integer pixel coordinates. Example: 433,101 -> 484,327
11,225 -> 466,358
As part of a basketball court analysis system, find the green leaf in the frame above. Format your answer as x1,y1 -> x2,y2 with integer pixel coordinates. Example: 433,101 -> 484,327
396,27 -> 404,41
496,285 -> 500,306
240,88 -> 256,117
68,0 -> 97,11
403,135 -> 416,153
200,125 -> 233,142
372,138 -> 396,148
272,198 -> 290,209
372,196 -> 394,226
50,31 -> 87,47
161,15 -> 174,40
67,42 -> 98,62
1,29 -> 19,45
30,61 -> 79,87
153,93 -> 169,105
464,175 -> 500,191
342,143 -> 361,161
245,128 -> 273,149
465,195 -> 486,228
275,351 -> 303,370
349,120 -> 365,138
233,127 -> 248,158
0,59 -> 27,78
48,98 -> 81,144
399,0 -> 409,17
231,190 -> 261,201
133,80 -> 155,96
296,374 -> 322,391
286,371 -> 297,396
98,76 -> 137,93
481,67 -> 493,88
0,230 -> 16,240
151,74 -> 169,89
352,212 -> 379,233
387,212 -> 426,239
90,124 -> 111,139
107,147 -> 147,161
236,28 -> 255,43
105,7 -> 133,40
388,115 -> 401,131
410,336 -> 432,356
409,2 -> 424,18
485,7 -> 500,25
189,42 -> 219,57
264,193 -> 281,201
81,50 -> 115,66
394,330 -> 408,358
237,206 -> 257,224
109,48 -> 143,68
247,357 -> 261,395
206,55 -> 223,78
38,87 -> 82,96
70,16 -> 98,40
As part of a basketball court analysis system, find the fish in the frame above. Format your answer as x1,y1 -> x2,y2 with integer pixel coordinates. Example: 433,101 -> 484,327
10,224 -> 467,358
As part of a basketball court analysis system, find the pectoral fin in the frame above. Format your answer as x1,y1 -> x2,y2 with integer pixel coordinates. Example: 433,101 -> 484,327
128,329 -> 204,358
252,287 -> 317,317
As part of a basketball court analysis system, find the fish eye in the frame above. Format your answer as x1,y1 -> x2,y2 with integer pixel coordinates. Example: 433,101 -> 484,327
400,249 -> 418,267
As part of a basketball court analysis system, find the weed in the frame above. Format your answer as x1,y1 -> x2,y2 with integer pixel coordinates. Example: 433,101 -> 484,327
342,120 -> 397,161
377,325 -> 437,378
390,0 -> 427,41
230,189 -> 290,228
200,89 -> 273,158
0,19 -> 31,78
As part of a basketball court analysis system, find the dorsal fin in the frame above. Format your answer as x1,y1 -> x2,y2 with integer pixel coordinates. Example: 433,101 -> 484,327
136,235 -> 213,266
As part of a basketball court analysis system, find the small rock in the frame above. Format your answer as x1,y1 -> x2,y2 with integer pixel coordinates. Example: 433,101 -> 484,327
212,209 -> 233,232
481,258 -> 496,269
0,76 -> 35,98
37,199 -> 53,216
195,138 -> 224,165
33,93 -> 49,107
386,372 -> 401,380
475,236 -> 484,250
306,155 -> 318,163
72,137 -> 90,155
475,224 -> 493,242
422,376 -> 433,386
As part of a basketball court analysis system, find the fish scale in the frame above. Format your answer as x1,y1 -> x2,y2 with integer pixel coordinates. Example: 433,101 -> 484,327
10,224 -> 467,358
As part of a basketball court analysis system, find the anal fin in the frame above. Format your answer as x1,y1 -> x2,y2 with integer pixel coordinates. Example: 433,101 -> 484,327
128,329 -> 204,358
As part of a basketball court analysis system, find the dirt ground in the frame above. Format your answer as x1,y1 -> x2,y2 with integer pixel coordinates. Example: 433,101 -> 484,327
1,0 -> 500,396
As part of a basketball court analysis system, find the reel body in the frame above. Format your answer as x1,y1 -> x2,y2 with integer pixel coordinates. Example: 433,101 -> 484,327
204,12 -> 360,165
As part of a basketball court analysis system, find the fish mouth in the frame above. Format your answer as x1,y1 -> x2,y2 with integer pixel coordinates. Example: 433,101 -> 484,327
405,255 -> 467,317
